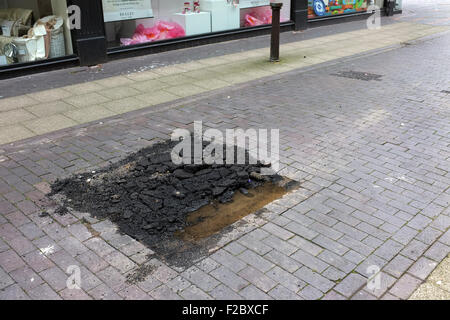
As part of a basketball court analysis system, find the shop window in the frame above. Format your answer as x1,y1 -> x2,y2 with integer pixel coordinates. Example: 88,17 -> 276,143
308,0 -> 369,19
0,0 -> 73,66
103,0 -> 291,48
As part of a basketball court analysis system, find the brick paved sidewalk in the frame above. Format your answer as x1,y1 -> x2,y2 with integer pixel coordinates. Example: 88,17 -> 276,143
0,22 -> 448,146
0,18 -> 450,299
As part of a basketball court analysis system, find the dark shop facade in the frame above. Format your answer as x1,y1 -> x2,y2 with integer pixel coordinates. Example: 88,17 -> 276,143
0,0 -> 402,76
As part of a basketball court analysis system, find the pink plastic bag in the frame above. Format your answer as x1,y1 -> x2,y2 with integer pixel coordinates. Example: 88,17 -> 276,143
244,10 -> 272,27
121,21 -> 185,46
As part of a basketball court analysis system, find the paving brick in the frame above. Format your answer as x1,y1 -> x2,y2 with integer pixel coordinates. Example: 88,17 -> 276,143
239,284 -> 271,300
57,236 -> 88,257
223,242 -> 246,256
312,234 -> 348,255
96,266 -> 128,292
264,249 -> 301,273
210,266 -> 249,292
384,255 -> 414,278
150,263 -> 178,283
308,221 -> 343,240
262,222 -> 295,240
0,223 -> 22,241
268,284 -> 302,300
266,266 -> 306,293
180,285 -> 213,300
262,235 -> 298,256
238,266 -> 277,293
5,211 -> 30,227
9,266 -> 43,291
439,229 -> 450,246
401,239 -> 429,260
373,239 -> 404,261
285,221 -> 318,240
424,241 -> 450,262
18,222 -> 45,240
298,285 -> 324,300
237,250 -> 274,273
76,250 -> 109,274
103,251 -> 136,274
306,209 -> 338,227
209,284 -> 243,300
23,250 -> 55,272
288,236 -> 323,256
0,283 -> 30,300
166,276 -> 190,293
84,237 -> 116,258
392,226 -> 419,245
389,273 -> 422,300
28,283 -> 62,300
294,266 -> 334,293
0,266 -> 14,290
42,222 -> 70,241
407,214 -> 432,230
355,254 -> 388,277
8,235 -> 35,255
318,250 -> 356,273
181,266 -> 220,292
430,215 -> 450,232
334,273 -> 367,298
357,222 -> 390,241
334,222 -> 367,241
137,275 -> 163,293
322,290 -> 346,300
343,250 -> 366,265
351,290 -> 377,300
60,288 -> 93,300
196,257 -> 221,273
238,234 -> 272,255
361,235 -> 384,249
291,249 -> 329,273
363,272 -> 396,298
0,249 -> 25,272
407,257 -> 438,280
210,249 -> 247,273
67,223 -> 93,242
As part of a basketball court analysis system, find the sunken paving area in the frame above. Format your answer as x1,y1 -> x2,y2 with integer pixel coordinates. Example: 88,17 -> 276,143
1,26 -> 450,300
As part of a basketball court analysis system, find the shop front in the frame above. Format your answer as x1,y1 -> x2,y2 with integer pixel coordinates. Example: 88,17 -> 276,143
0,0 -> 75,71
307,0 -> 402,21
102,0 -> 292,49
0,0 -> 401,76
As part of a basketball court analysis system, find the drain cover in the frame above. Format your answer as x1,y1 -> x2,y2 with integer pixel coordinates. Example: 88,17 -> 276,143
332,71 -> 383,81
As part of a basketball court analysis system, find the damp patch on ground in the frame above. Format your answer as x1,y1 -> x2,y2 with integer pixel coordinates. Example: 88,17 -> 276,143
332,71 -> 383,81
48,139 -> 298,268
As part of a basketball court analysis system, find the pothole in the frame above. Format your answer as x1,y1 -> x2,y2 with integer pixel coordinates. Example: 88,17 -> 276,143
48,139 -> 298,268
178,179 -> 296,242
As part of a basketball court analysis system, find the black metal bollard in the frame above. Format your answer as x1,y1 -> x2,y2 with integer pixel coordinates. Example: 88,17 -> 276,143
270,3 -> 283,62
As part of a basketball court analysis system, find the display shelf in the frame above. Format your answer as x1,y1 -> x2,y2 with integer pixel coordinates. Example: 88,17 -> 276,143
172,12 -> 212,36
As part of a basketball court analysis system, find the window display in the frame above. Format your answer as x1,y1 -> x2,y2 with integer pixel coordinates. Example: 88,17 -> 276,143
0,0 -> 73,66
308,0 -> 368,19
103,0 -> 291,48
